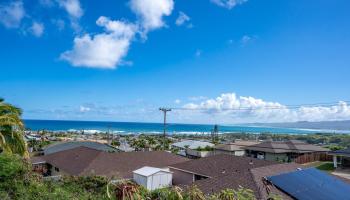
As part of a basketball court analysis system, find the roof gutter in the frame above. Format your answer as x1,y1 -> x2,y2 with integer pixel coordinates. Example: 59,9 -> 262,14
168,166 -> 211,178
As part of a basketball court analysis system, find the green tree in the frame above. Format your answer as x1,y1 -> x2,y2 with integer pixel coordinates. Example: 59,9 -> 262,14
111,140 -> 121,147
0,98 -> 28,157
210,187 -> 255,200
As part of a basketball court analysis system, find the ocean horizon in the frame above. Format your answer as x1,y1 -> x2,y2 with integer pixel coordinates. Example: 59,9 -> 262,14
23,119 -> 347,135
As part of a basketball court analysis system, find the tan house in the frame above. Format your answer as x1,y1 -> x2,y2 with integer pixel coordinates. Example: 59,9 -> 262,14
214,141 -> 259,156
244,140 -> 329,163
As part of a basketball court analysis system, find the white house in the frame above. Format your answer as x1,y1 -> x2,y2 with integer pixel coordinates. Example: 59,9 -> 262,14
171,140 -> 215,158
133,166 -> 173,191
171,140 -> 214,150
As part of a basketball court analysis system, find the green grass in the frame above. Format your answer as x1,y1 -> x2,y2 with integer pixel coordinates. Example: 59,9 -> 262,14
315,162 -> 335,172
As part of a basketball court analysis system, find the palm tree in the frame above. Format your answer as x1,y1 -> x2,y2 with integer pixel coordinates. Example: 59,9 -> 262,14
0,98 -> 28,157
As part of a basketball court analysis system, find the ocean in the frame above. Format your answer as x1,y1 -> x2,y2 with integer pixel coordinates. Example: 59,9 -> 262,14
23,119 -> 330,135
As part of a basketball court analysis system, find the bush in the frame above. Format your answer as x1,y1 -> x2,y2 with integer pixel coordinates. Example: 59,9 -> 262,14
316,162 -> 335,171
0,153 -> 262,200
0,153 -> 28,180
0,153 -> 109,200
62,176 -> 108,194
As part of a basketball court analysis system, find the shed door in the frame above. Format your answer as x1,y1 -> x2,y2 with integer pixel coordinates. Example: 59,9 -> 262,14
152,174 -> 162,190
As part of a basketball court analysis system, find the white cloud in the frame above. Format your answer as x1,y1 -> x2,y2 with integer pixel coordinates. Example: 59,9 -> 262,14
195,49 -> 202,57
0,1 -> 25,28
79,105 -> 91,112
29,22 -> 44,37
39,0 -> 55,7
241,35 -> 251,43
130,0 -> 174,32
297,102 -> 350,122
175,11 -> 190,26
57,0 -> 83,31
210,0 -> 247,10
174,99 -> 181,104
58,0 -> 83,19
52,19 -> 65,31
240,35 -> 255,46
60,16 -> 137,69
62,0 -> 175,69
188,96 -> 208,101
181,93 -> 350,123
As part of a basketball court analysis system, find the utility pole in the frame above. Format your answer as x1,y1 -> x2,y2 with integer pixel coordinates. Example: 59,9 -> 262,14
211,124 -> 219,143
159,107 -> 171,149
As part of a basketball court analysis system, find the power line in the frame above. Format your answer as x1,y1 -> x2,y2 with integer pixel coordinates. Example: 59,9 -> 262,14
168,100 -> 350,111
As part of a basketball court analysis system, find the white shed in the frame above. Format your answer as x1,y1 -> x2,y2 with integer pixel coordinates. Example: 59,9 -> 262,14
133,166 -> 173,191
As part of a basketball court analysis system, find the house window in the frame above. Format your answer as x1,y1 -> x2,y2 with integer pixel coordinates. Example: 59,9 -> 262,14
55,167 -> 60,172
194,174 -> 206,181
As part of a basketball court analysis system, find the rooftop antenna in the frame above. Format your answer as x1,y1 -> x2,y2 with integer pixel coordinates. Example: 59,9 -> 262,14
159,107 -> 172,149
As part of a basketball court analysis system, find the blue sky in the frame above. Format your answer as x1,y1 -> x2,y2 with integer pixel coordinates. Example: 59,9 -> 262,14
1,0 -> 350,124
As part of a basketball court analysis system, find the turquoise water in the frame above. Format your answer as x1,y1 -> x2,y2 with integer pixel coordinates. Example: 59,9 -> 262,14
23,119 -> 325,134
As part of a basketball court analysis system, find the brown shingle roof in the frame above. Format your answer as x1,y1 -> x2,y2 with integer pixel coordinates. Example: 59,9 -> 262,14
170,154 -> 276,178
170,154 -> 279,198
169,154 -> 317,199
40,146 -> 188,178
81,150 -> 189,178
192,172 -> 260,197
43,146 -> 103,175
244,140 -> 329,153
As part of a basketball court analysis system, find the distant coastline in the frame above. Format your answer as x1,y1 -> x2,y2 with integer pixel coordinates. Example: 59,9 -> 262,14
23,119 -> 350,135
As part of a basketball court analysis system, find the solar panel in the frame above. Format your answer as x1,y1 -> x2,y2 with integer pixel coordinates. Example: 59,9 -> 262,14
267,168 -> 350,200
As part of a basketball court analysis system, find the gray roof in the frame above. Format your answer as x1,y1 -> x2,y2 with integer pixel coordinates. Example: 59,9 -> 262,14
44,141 -> 117,155
171,140 -> 214,149
328,147 -> 350,157
244,140 -> 329,153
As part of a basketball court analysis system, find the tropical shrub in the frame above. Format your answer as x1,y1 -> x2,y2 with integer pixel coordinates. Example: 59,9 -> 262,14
0,153 -> 109,200
217,187 -> 255,200
0,98 -> 28,157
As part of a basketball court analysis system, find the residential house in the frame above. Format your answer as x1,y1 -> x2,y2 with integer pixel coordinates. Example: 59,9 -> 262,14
214,141 -> 259,156
171,140 -> 214,158
169,154 -> 301,199
43,141 -> 118,155
31,146 -> 188,179
328,147 -> 350,169
169,154 -> 350,200
244,140 -> 329,163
